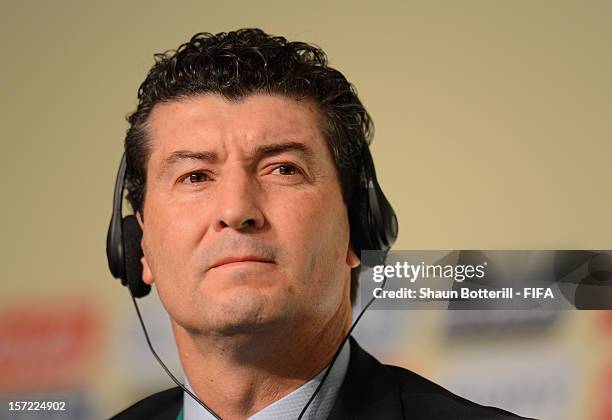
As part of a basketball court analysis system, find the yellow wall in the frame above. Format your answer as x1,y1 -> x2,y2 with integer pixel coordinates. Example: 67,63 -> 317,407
1,1 -> 610,419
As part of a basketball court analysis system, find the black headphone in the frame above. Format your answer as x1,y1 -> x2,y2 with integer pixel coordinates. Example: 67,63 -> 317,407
106,147 -> 398,298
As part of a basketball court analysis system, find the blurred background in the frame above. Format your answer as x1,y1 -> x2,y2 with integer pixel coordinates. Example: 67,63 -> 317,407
1,1 -> 611,419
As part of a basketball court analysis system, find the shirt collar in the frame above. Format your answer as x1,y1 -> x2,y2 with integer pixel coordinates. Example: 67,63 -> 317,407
183,339 -> 351,420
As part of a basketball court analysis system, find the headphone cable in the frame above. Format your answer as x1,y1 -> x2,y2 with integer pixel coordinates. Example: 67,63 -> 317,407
296,273 -> 387,419
130,293 -> 222,419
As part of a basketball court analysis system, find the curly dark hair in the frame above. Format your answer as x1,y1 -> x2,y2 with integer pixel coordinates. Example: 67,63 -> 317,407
124,28 -> 373,304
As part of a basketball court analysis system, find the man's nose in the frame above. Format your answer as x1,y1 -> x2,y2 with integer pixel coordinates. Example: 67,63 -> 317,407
213,171 -> 265,232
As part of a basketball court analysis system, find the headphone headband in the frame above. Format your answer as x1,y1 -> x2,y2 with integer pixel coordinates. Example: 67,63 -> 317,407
106,153 -> 128,283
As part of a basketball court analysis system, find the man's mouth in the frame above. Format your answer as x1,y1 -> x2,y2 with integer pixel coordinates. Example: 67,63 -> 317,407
209,256 -> 275,270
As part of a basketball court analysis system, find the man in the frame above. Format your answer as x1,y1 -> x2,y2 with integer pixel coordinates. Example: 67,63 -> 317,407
111,29 -> 525,419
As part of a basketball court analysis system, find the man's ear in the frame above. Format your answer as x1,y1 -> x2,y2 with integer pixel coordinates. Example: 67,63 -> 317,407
135,211 -> 154,285
136,211 -> 144,228
347,243 -> 361,268
141,256 -> 154,285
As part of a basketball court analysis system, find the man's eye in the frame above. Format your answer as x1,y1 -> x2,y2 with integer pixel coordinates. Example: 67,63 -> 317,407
181,172 -> 209,184
273,165 -> 299,175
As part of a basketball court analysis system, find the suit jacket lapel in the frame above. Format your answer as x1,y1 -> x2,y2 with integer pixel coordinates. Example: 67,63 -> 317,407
327,337 -> 404,420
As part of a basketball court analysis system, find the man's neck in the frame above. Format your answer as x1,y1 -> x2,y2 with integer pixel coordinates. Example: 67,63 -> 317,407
172,303 -> 352,419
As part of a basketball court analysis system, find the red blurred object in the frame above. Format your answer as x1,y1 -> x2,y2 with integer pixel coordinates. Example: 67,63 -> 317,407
0,297 -> 104,392
593,361 -> 612,420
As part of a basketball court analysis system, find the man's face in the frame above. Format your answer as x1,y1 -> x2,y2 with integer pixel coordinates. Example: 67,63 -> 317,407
139,94 -> 359,336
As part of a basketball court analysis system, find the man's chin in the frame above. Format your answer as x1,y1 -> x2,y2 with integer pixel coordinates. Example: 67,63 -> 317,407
209,319 -> 279,336
197,294 -> 290,337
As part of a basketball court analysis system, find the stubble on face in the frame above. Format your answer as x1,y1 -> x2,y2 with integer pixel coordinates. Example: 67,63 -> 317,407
138,94 -> 356,342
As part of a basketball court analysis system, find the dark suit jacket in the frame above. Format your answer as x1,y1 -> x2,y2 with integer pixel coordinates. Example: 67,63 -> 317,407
112,337 -> 529,419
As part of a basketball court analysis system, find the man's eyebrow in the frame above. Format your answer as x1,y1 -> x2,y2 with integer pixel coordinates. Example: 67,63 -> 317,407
159,150 -> 217,178
254,141 -> 315,164
158,141 -> 315,177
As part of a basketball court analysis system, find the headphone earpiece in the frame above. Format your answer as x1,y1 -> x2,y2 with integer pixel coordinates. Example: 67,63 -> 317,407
106,154 -> 151,298
122,215 -> 150,298
348,147 -> 398,264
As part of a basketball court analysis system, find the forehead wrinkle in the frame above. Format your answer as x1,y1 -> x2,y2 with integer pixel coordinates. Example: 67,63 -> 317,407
147,95 -> 329,179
